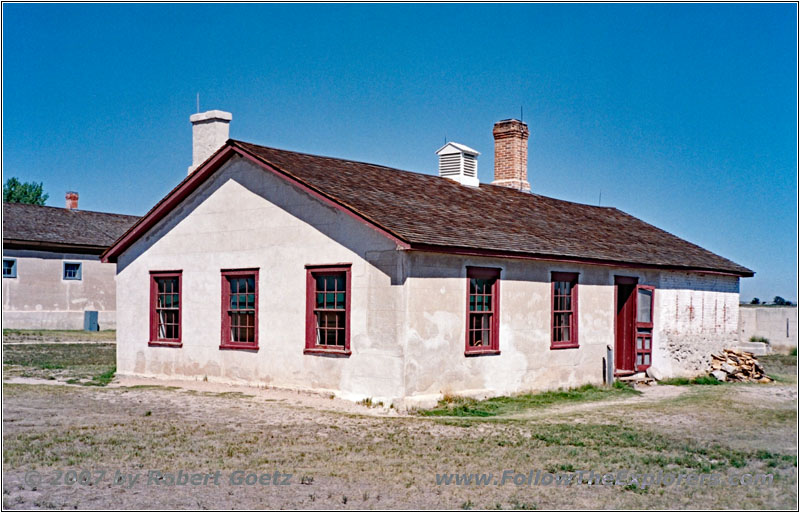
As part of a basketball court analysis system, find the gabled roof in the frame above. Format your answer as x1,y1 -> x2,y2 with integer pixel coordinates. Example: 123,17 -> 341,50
101,140 -> 753,277
436,142 -> 480,156
3,202 -> 140,253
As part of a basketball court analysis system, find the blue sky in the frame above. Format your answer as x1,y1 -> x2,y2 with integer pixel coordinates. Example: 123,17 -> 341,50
3,3 -> 796,301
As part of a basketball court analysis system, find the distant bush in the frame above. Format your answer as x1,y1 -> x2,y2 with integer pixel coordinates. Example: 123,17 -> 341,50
750,336 -> 770,344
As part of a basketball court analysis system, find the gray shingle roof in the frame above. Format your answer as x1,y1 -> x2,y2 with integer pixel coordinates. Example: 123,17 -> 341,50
3,202 -> 140,249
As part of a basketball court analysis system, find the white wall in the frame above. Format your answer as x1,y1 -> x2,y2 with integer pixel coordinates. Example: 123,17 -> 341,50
654,272 -> 740,376
2,248 -> 118,329
116,156 -> 406,403
739,305 -> 797,353
115,156 -> 742,403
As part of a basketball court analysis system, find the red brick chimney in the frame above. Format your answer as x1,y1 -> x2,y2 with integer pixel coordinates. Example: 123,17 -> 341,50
492,119 -> 530,192
65,191 -> 79,210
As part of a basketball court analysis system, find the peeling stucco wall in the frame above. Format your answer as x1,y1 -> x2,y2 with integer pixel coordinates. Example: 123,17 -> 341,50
653,272 -> 740,376
2,249 -> 117,329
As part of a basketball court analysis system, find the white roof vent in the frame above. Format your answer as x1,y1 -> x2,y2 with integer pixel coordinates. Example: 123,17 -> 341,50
435,142 -> 480,187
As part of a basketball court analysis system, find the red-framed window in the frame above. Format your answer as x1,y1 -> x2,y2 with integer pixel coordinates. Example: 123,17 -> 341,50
220,269 -> 259,350
305,264 -> 351,356
551,272 -> 579,349
149,271 -> 182,347
465,267 -> 501,356
635,285 -> 655,371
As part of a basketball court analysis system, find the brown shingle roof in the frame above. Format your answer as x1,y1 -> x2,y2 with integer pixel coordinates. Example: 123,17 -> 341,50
3,202 -> 140,250
231,140 -> 753,276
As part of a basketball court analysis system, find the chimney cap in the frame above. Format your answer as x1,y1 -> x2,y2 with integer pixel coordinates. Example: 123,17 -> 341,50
190,110 -> 232,123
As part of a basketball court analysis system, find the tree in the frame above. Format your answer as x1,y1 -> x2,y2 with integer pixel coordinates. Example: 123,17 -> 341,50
773,296 -> 787,306
3,177 -> 48,205
750,298 -> 761,305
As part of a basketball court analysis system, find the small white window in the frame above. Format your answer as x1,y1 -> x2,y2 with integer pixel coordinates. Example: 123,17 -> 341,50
3,258 -> 17,278
63,262 -> 82,281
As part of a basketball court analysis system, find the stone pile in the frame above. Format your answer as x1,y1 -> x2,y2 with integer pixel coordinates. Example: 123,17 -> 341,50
710,349 -> 773,383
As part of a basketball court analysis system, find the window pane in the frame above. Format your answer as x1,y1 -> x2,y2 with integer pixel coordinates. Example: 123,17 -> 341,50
636,354 -> 642,366
246,294 -> 255,309
644,354 -> 650,365
315,276 -> 325,291
335,293 -> 345,309
637,289 -> 652,323
316,293 -> 324,308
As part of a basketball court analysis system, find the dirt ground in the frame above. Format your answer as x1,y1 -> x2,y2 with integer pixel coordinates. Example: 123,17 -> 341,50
2,338 -> 797,509
3,366 -> 797,509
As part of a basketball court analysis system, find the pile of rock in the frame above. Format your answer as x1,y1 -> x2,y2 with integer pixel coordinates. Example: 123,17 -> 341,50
710,349 -> 773,383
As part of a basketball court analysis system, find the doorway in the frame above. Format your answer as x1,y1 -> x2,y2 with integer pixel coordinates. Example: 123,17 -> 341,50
615,276 -> 655,375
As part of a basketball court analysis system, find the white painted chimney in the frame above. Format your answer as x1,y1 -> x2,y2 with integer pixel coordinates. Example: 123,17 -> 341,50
188,110 -> 232,174
435,142 -> 480,187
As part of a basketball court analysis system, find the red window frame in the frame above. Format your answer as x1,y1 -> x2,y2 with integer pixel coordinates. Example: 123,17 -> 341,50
149,271 -> 182,347
220,269 -> 259,350
551,271 -> 579,349
634,285 -> 655,371
305,264 -> 352,356
465,266 -> 501,356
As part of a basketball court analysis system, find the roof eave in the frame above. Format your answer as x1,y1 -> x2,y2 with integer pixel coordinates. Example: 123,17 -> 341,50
4,238 -> 108,255
406,243 -> 755,278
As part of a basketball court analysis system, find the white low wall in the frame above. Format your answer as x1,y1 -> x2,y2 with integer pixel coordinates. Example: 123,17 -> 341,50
738,305 -> 797,353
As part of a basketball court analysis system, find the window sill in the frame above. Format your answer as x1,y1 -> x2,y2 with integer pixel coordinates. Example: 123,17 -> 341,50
464,349 -> 501,357
219,343 -> 259,351
304,347 -> 351,357
149,341 -> 182,348
550,343 -> 579,350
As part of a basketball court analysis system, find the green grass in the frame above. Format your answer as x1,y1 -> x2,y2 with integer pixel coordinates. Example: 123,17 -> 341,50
749,335 -> 770,343
760,353 -> 798,383
3,329 -> 116,342
3,343 -> 115,385
83,367 -> 116,387
790,347 -> 797,357
417,383 -> 640,417
659,374 -> 723,386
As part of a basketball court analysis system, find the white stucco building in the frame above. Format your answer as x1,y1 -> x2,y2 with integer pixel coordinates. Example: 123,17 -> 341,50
102,111 -> 753,406
3,197 -> 139,330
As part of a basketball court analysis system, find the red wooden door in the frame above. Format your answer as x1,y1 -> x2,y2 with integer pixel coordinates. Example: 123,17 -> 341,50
614,279 -> 637,373
634,285 -> 655,371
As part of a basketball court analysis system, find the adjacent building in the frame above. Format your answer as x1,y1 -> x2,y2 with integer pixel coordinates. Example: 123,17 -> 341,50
3,195 -> 139,330
102,111 -> 753,406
